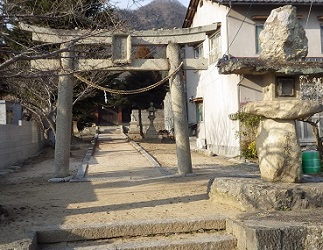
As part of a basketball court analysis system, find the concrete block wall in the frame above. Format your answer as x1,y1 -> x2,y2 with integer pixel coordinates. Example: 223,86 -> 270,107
0,121 -> 44,169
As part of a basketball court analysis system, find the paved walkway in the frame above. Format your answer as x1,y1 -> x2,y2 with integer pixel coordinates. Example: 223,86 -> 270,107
77,126 -> 174,182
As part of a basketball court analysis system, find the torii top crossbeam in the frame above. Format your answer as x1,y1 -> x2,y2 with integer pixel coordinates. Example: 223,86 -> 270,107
20,23 -> 219,71
20,23 -> 218,45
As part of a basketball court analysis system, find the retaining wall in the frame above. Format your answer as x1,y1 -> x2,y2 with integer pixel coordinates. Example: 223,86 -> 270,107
0,121 -> 44,169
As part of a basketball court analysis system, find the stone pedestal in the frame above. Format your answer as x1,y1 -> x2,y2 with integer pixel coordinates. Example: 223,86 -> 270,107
208,177 -> 323,211
145,124 -> 158,140
256,119 -> 301,182
242,100 -> 323,183
128,121 -> 142,140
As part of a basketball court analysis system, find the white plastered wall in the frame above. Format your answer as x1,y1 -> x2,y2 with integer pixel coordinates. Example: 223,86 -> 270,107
184,1 -> 323,156
186,1 -> 242,156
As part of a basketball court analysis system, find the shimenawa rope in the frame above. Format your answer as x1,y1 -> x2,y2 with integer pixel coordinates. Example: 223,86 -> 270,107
74,62 -> 183,95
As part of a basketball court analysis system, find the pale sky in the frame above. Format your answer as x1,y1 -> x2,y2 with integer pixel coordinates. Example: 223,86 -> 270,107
111,0 -> 191,10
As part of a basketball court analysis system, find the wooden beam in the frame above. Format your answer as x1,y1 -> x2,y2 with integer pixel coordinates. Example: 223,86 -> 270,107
31,58 -> 209,71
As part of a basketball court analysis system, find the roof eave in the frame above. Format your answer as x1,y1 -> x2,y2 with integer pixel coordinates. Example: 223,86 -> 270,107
182,0 -> 320,28
217,57 -> 323,76
183,0 -> 199,28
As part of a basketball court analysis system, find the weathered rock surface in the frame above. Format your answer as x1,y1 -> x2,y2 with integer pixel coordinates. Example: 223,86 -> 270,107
227,219 -> 307,250
256,119 -> 302,182
208,177 -> 323,211
242,100 -> 323,119
259,5 -> 308,61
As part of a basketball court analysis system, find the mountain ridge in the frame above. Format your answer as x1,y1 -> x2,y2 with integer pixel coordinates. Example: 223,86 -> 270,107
118,0 -> 187,30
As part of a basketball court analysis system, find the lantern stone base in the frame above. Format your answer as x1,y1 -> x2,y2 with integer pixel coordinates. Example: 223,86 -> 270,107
128,121 -> 142,140
145,125 -> 158,140
208,176 -> 323,211
256,119 -> 302,183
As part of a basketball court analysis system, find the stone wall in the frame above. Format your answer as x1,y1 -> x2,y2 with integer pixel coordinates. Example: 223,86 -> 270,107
0,121 -> 44,170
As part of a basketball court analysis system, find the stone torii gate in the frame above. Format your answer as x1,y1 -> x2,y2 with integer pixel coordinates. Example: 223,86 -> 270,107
20,23 -> 218,178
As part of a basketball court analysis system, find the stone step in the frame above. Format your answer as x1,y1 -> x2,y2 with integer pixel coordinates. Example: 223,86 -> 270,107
36,216 -> 227,244
227,218 -> 323,250
35,216 -> 233,249
39,231 -> 237,250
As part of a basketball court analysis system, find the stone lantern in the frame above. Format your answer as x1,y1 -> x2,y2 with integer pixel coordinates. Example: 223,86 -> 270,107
148,102 -> 156,124
217,5 -> 323,183
145,102 -> 158,139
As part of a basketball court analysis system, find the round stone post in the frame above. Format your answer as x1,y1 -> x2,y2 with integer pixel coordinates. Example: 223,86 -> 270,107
54,43 -> 75,177
167,42 -> 192,175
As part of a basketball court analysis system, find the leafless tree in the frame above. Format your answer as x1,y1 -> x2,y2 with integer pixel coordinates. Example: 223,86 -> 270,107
0,0 -> 137,142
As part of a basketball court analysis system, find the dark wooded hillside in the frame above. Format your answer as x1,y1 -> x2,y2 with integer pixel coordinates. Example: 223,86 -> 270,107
118,0 -> 187,30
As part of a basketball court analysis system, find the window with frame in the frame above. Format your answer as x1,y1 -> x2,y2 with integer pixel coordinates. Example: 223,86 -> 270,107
255,24 -> 264,54
321,25 -> 323,53
276,77 -> 296,97
296,120 -> 316,145
209,31 -> 221,64
194,43 -> 203,58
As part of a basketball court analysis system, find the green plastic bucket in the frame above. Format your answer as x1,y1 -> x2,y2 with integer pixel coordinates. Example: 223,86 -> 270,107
302,150 -> 321,174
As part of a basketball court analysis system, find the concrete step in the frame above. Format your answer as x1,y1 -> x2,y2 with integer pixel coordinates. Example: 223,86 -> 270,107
39,231 -> 237,250
35,216 -> 236,249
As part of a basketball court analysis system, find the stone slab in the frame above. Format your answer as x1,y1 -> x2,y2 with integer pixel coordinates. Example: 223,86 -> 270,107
36,216 -> 227,243
39,232 -> 236,250
242,100 -> 323,120
208,177 -> 323,211
227,219 -> 307,250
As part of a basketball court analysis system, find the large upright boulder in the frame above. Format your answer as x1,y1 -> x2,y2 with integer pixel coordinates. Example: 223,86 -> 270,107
256,119 -> 301,183
259,5 -> 308,61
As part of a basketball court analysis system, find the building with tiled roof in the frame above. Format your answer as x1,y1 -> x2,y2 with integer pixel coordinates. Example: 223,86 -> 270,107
183,0 -> 323,156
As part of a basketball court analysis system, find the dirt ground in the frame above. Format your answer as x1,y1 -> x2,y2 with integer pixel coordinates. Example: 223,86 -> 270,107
0,136 -> 245,247
1,134 -> 322,248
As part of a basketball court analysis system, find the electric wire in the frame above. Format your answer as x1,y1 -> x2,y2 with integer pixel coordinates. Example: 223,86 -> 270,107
305,1 -> 313,28
224,2 -> 253,57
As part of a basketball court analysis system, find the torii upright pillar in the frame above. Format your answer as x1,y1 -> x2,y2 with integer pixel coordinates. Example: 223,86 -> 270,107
167,42 -> 192,175
53,43 -> 75,178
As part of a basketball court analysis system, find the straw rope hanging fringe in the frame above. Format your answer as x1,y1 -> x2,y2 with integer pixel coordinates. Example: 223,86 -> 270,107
74,62 -> 183,95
